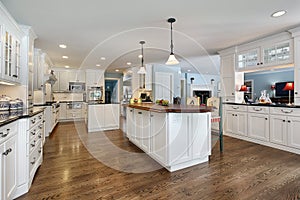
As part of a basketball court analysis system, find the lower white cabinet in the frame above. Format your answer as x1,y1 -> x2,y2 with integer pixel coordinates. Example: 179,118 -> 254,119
127,107 -> 211,172
87,104 -> 120,132
151,112 -> 167,164
248,113 -> 270,142
14,111 -> 44,199
224,111 -> 247,136
0,121 -> 18,200
287,116 -> 300,149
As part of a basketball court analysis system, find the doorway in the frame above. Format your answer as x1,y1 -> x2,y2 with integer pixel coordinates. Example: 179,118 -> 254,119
105,79 -> 120,103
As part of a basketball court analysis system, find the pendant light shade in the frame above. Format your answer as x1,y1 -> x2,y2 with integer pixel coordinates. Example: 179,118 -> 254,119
137,41 -> 147,74
166,18 -> 179,65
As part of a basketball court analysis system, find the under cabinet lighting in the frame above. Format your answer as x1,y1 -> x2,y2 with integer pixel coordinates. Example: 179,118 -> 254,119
100,57 -> 106,60
65,65 -> 70,68
96,64 -> 101,67
271,10 -> 287,18
126,62 -> 132,65
62,56 -> 69,59
115,69 -> 120,72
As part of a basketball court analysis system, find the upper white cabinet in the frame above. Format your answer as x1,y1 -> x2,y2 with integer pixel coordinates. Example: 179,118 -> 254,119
236,32 -> 293,72
290,27 -> 300,105
85,69 -> 104,87
51,69 -> 86,91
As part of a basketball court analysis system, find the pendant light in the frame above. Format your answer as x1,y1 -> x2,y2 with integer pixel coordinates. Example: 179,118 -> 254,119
137,40 -> 147,74
166,17 -> 179,65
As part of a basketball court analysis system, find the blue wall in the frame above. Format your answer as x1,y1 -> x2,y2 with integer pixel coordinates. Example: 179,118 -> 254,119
244,69 -> 294,99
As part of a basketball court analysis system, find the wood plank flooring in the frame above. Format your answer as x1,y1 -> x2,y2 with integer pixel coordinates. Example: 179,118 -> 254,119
17,122 -> 300,200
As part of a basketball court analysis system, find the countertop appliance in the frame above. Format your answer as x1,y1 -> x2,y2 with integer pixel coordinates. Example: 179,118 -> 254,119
88,86 -> 103,101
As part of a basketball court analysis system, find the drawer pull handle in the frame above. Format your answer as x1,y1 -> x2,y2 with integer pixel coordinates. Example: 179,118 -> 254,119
281,109 -> 293,113
31,157 -> 36,165
232,106 -> 239,109
253,108 -> 262,111
31,141 -> 36,147
232,114 -> 234,116
288,120 -> 291,123
138,112 -> 142,114
39,125 -> 43,129
283,120 -> 286,122
31,130 -> 36,135
2,148 -> 12,156
38,149 -> 42,154
38,134 -> 42,139
39,115 -> 42,119
31,119 -> 36,124
265,118 -> 268,120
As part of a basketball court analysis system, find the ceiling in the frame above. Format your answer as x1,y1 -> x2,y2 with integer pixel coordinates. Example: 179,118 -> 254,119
1,0 -> 300,75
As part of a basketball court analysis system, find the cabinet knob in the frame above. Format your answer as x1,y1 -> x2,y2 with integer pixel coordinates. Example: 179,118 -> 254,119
283,120 -> 286,122
288,120 -> 291,123
232,114 -> 234,116
257,63 -> 260,65
295,92 -> 298,95
265,118 -> 268,120
260,62 -> 263,65
138,112 -> 142,114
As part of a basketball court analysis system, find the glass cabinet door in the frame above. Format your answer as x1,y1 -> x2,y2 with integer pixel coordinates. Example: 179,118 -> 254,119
237,48 -> 259,69
14,40 -> 20,79
263,41 -> 291,66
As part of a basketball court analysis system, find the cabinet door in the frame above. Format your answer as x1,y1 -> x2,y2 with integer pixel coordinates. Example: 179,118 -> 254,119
104,104 -> 119,129
0,142 -> 4,199
221,77 -> 235,99
140,111 -> 151,152
134,109 -> 142,145
3,135 -> 17,200
126,108 -> 135,139
151,112 -> 167,165
59,71 -> 76,91
59,103 -> 67,120
236,112 -> 248,136
270,115 -> 287,145
237,48 -> 260,70
224,110 -> 234,134
220,54 -> 235,77
287,116 -> 300,149
262,40 -> 292,67
248,113 -> 269,141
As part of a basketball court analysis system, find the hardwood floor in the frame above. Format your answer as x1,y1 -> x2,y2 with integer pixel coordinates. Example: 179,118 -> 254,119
17,122 -> 300,200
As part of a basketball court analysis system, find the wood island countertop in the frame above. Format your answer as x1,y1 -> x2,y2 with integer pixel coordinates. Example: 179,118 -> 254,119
124,103 -> 212,113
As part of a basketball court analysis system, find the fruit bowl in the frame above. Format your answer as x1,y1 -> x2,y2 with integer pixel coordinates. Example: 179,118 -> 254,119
155,99 -> 169,106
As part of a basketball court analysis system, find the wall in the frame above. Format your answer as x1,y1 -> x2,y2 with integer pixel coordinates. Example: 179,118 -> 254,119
244,69 -> 294,99
152,64 -> 181,99
185,73 -> 220,97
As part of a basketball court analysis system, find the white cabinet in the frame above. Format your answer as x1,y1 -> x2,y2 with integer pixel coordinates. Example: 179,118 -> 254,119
269,107 -> 300,149
224,105 -> 247,136
219,53 -> 236,102
0,121 -> 18,200
270,115 -> 287,145
145,64 -> 153,90
151,112 -> 167,164
59,71 -> 76,91
59,103 -> 67,120
127,108 -> 211,172
290,29 -> 300,105
85,70 -> 104,87
247,106 -> 270,142
236,33 -> 293,72
126,107 -> 135,139
134,110 -> 151,152
87,104 -> 120,132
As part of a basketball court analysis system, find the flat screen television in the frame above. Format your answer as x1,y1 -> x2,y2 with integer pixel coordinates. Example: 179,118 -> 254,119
275,81 -> 294,97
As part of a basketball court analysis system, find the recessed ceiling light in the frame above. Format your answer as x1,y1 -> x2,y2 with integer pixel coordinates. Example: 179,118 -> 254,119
59,44 -> 67,49
126,62 -> 132,65
271,10 -> 287,18
115,69 -> 119,72
187,69 -> 191,72
65,65 -> 70,68
62,56 -> 69,59
138,54 -> 143,58
96,64 -> 101,67
100,57 -> 106,60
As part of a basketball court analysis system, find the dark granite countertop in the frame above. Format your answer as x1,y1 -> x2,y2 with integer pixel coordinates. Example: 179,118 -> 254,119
0,107 -> 45,127
224,102 -> 300,108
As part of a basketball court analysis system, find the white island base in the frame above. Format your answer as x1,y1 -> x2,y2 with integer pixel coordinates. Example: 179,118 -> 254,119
126,104 -> 212,172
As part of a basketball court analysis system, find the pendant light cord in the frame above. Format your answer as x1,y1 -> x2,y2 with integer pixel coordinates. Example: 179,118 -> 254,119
141,42 -> 144,67
170,22 -> 174,54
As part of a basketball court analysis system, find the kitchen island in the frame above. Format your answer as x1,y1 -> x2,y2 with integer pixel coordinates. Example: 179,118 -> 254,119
125,103 -> 212,172
87,103 -> 120,132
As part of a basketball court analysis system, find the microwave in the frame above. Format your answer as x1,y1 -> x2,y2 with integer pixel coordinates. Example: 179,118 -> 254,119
69,82 -> 85,92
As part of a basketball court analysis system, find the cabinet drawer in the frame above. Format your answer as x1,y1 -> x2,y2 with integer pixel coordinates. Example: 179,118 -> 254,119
247,106 -> 269,114
29,113 -> 43,129
0,120 -> 18,143
29,137 -> 38,153
225,104 -> 247,112
270,107 -> 300,116
29,140 -> 42,176
67,110 -> 82,119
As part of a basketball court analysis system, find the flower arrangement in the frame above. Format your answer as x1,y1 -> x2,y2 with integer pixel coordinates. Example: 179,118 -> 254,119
155,99 -> 169,106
